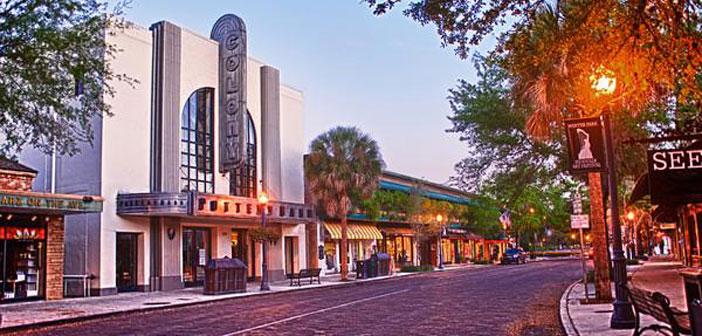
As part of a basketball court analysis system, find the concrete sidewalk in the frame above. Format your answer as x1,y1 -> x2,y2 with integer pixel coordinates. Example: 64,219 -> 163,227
560,256 -> 686,336
0,263 -> 481,331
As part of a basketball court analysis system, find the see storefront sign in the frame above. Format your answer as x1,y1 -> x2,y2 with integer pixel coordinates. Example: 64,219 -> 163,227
0,192 -> 103,213
647,149 -> 702,205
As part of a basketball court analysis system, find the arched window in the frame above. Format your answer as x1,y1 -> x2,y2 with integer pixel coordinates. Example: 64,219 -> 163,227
180,88 -> 214,193
230,111 -> 257,198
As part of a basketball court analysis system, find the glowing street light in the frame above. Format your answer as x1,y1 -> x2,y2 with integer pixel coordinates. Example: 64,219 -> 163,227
591,67 -> 616,96
626,211 -> 635,221
259,191 -> 270,291
436,214 -> 445,269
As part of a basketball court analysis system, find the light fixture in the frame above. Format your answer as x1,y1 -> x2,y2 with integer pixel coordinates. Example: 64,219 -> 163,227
258,192 -> 269,205
436,214 -> 443,222
31,216 -> 37,221
6,214 -> 12,220
626,211 -> 635,221
590,66 -> 616,96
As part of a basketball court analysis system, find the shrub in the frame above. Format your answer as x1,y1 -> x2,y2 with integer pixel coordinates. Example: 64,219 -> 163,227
473,260 -> 492,265
400,265 -> 433,272
626,259 -> 639,265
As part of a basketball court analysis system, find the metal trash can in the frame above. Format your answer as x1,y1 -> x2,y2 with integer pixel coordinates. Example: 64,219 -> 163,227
204,257 -> 247,295
691,299 -> 702,336
355,260 -> 366,279
376,253 -> 391,276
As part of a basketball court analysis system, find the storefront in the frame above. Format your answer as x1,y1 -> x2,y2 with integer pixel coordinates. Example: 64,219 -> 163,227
0,158 -> 103,303
377,225 -> 415,267
322,221 -> 383,273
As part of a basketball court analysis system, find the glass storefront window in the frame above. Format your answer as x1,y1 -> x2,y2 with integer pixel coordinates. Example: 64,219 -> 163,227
1,219 -> 47,301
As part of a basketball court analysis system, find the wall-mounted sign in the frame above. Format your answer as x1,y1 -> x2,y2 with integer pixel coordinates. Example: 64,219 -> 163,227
648,148 -> 702,205
565,117 -> 606,173
0,192 -> 103,213
211,14 -> 248,173
0,227 -> 46,240
570,214 -> 590,229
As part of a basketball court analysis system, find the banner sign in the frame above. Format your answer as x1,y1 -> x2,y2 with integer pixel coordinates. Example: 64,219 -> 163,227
0,192 -> 103,213
648,148 -> 702,205
571,214 -> 590,229
565,117 -> 606,173
0,227 -> 46,240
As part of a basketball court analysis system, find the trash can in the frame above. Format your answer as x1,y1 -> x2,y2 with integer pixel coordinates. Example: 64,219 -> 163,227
356,260 -> 366,279
376,253 -> 391,276
369,254 -> 378,278
690,299 -> 702,336
204,257 -> 247,295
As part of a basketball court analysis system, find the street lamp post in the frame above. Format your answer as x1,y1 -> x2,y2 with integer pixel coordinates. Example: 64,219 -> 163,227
436,214 -> 444,269
259,192 -> 270,291
603,110 -> 636,329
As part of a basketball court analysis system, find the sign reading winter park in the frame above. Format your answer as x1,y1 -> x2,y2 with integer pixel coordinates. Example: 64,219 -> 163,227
647,148 -> 702,205
565,117 -> 606,173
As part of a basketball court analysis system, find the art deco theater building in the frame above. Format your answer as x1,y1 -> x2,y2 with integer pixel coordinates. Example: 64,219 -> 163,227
22,14 -> 316,296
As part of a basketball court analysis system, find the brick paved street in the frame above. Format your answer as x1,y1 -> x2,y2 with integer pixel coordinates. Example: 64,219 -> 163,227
10,260 -> 581,336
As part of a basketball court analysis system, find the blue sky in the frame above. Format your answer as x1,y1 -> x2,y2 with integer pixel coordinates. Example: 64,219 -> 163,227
121,0 -> 491,184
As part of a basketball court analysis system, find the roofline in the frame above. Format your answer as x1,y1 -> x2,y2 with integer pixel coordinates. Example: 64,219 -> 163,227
382,170 -> 476,198
382,170 -> 471,196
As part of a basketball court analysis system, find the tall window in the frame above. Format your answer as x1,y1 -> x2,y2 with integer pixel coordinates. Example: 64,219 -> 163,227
180,88 -> 214,193
230,112 -> 257,198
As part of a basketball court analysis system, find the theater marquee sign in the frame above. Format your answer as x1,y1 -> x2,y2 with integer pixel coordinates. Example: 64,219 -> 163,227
211,14 -> 248,173
647,148 -> 702,205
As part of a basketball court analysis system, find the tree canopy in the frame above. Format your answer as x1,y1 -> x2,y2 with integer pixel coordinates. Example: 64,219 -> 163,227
0,0 -> 133,157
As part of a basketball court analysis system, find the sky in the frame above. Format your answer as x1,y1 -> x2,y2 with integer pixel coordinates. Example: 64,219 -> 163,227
120,0 -> 491,184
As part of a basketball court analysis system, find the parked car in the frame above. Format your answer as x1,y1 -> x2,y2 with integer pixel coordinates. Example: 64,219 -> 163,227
501,248 -> 526,264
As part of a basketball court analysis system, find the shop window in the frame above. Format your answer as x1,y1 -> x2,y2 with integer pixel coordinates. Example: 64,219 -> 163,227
230,112 -> 257,198
180,88 -> 215,193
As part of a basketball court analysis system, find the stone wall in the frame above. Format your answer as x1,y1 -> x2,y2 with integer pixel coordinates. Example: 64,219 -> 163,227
46,217 -> 65,300
0,172 -> 35,191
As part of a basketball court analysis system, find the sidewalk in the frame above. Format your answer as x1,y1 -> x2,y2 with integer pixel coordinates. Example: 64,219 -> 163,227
561,256 -> 685,336
0,263 -> 478,331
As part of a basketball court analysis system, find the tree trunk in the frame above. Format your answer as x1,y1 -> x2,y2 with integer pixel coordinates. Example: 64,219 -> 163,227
340,213 -> 348,281
588,172 -> 612,302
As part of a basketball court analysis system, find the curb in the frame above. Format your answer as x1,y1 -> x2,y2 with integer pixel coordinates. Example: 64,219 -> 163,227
559,280 -> 581,336
3,266 -> 484,334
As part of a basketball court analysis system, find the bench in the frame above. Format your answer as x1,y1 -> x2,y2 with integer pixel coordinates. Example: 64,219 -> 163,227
623,284 -> 691,336
286,268 -> 322,287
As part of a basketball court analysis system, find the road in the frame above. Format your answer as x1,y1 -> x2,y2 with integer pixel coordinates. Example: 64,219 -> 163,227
12,260 -> 581,336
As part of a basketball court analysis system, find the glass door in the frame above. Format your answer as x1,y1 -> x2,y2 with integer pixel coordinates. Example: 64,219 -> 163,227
182,227 -> 211,287
116,233 -> 138,292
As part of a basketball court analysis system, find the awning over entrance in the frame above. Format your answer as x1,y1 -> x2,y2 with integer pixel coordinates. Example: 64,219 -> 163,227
324,222 -> 383,240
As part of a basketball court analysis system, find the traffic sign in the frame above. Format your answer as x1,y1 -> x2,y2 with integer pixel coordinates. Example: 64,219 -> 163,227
571,214 -> 590,229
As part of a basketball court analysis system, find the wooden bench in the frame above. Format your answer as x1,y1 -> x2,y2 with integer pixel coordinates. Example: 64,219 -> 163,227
624,284 -> 691,336
286,268 -> 322,287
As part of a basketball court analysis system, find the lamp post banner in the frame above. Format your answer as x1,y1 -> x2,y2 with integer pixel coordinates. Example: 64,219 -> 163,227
565,117 -> 607,173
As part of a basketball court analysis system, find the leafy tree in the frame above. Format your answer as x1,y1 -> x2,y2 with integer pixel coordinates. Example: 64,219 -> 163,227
305,126 -> 385,280
0,0 -> 134,157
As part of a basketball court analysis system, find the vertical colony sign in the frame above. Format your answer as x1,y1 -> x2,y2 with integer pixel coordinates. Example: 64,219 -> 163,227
647,148 -> 702,205
211,14 -> 248,173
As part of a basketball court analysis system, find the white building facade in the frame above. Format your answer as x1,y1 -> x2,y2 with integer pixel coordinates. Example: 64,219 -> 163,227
22,14 -> 316,296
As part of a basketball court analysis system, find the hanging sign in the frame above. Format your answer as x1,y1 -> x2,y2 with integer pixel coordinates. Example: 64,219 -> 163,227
0,227 -> 46,240
565,117 -> 607,173
570,214 -> 590,229
647,148 -> 702,205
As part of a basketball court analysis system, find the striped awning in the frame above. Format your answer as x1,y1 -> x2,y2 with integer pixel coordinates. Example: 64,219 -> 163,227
324,222 -> 383,240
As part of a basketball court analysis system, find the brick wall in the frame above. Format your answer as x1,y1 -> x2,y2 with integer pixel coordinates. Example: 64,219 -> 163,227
45,217 -> 64,300
0,172 -> 35,191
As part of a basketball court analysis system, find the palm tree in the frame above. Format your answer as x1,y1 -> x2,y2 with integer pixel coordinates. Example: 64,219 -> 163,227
507,3 -> 614,301
305,127 -> 384,281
